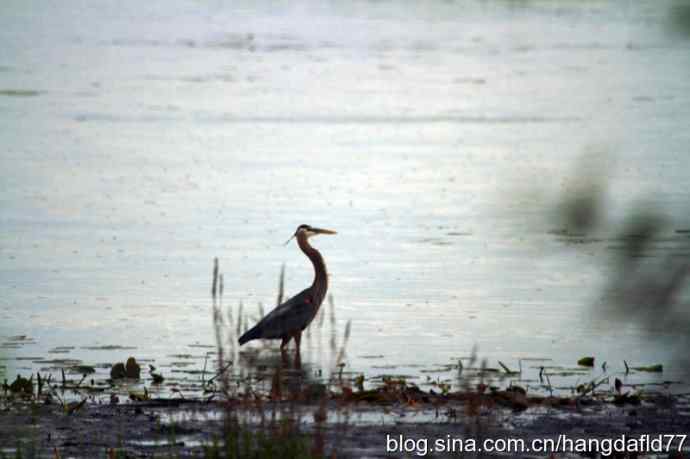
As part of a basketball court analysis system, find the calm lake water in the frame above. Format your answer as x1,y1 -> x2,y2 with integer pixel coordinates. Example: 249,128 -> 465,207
1,0 -> 690,394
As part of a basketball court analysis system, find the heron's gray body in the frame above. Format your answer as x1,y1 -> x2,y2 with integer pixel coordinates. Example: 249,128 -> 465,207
238,225 -> 332,349
239,288 -> 319,342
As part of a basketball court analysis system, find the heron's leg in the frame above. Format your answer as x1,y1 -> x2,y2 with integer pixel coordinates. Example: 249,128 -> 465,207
280,336 -> 290,351
294,331 -> 302,355
293,332 -> 302,369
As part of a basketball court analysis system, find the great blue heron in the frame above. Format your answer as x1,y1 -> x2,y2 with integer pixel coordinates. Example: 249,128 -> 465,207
238,224 -> 336,354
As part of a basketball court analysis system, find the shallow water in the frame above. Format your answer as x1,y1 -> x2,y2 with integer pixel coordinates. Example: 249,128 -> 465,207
1,1 -> 690,395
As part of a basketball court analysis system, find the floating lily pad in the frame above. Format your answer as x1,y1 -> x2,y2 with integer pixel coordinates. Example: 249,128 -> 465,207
633,364 -> 663,373
577,357 -> 595,367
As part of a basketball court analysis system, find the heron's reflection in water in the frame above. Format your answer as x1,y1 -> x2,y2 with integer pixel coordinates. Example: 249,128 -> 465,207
237,345 -> 330,401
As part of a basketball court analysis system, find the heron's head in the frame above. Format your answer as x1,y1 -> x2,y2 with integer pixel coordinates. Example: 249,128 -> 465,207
285,224 -> 337,244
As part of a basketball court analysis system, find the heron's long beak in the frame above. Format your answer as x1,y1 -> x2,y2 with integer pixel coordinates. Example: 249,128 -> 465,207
284,227 -> 337,245
311,227 -> 337,235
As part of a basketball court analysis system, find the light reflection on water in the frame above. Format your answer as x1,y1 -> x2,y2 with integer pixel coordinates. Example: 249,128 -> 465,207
1,0 -> 689,395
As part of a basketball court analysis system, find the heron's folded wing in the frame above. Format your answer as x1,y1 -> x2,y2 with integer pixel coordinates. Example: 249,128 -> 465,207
254,290 -> 313,339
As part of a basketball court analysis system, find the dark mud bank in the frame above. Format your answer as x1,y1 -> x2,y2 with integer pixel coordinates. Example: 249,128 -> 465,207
2,393 -> 689,458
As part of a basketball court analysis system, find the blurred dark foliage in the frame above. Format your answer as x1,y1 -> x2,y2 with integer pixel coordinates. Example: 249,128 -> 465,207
604,212 -> 689,334
557,174 -> 690,336
669,0 -> 690,39
557,183 -> 602,236
555,157 -> 606,236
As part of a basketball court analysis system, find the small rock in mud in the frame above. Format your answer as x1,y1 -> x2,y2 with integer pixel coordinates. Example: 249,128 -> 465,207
111,357 -> 142,379
110,362 -> 126,379
126,357 -> 140,379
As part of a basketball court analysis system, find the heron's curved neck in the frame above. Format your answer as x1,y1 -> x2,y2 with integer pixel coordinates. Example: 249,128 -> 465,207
297,234 -> 328,296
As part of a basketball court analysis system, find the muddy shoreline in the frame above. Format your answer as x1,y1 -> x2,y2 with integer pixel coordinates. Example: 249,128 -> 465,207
2,391 -> 689,458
